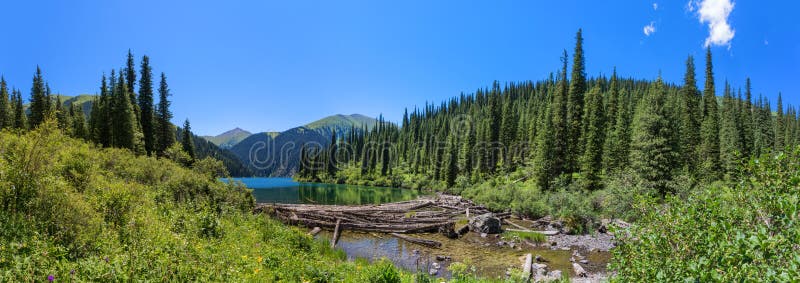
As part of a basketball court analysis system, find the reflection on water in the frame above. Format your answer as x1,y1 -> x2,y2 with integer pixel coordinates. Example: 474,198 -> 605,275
224,177 -> 424,205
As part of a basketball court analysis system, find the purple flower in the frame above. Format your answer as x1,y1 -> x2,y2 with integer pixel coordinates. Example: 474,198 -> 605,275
47,275 -> 54,282
70,269 -> 75,275
104,256 -> 109,263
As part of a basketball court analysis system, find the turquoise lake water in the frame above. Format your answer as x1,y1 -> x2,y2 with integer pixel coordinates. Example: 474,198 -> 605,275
223,177 -> 423,205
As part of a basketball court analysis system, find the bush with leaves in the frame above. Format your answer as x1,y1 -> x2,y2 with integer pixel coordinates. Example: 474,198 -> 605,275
611,148 -> 800,281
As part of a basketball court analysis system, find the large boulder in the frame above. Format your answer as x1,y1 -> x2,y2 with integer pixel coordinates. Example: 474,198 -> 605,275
469,213 -> 502,234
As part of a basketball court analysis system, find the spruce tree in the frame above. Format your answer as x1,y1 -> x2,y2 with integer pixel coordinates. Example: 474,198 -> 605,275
550,51 -> 570,181
0,77 -> 9,129
96,74 -> 113,146
499,99 -> 517,171
567,29 -> 586,173
156,73 -> 176,156
719,81 -> 742,176
138,55 -> 156,155
460,122 -> 475,180
28,66 -> 47,128
181,119 -> 196,161
775,92 -> 784,150
12,89 -> 26,130
112,73 -> 136,149
70,104 -> 88,139
444,132 -> 459,188
740,78 -> 753,157
55,95 -> 68,131
125,50 -> 141,123
630,77 -> 674,196
580,84 -> 605,190
699,47 -> 720,181
679,56 -> 701,173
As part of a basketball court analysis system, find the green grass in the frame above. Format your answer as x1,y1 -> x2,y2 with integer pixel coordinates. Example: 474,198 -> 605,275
503,230 -> 546,244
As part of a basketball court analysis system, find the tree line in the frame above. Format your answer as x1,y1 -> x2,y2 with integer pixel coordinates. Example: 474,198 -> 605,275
298,29 -> 799,196
0,51 -> 197,160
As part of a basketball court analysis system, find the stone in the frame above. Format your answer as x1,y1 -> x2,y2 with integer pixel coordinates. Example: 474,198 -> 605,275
508,242 -> 516,249
428,268 -> 438,276
532,263 -> 548,272
457,225 -> 470,235
547,270 -> 562,280
439,223 -> 459,239
480,233 -> 488,238
435,255 -> 446,261
469,213 -> 502,234
535,255 -> 548,263
579,259 -> 589,264
432,262 -> 440,269
496,241 -> 505,246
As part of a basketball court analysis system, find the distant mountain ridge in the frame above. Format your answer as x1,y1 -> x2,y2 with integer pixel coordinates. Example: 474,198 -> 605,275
202,127 -> 252,149
230,114 -> 378,177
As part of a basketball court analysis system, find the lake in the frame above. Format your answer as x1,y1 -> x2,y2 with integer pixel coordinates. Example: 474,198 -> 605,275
224,177 -> 424,205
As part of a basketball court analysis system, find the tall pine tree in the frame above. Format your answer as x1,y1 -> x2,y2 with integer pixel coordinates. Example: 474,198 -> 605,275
567,29 -> 586,173
138,55 -> 156,155
156,73 -> 176,156
699,47 -> 721,181
28,66 -> 47,128
0,77 -> 9,129
630,77 -> 674,196
181,119 -> 196,161
580,84 -> 605,190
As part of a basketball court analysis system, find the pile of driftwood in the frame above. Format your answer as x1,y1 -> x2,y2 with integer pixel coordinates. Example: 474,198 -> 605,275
255,193 -> 502,247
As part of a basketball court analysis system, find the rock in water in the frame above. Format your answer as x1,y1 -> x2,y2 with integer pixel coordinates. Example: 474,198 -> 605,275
469,213 -> 502,234
439,223 -> 459,239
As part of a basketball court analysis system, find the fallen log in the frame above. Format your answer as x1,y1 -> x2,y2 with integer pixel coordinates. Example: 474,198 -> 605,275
308,227 -> 322,236
572,262 -> 587,277
522,253 -> 533,281
330,219 -> 341,248
504,220 -> 531,231
390,233 -> 442,248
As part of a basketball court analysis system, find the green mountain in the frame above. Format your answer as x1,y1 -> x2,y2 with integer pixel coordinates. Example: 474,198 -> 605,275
305,114 -> 377,131
230,114 -> 378,177
201,127 -> 252,149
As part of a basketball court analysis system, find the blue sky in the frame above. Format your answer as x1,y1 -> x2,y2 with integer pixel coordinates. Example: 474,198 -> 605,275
0,1 -> 797,135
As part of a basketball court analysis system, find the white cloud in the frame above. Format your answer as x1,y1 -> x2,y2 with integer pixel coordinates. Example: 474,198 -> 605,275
690,0 -> 735,47
643,22 -> 656,36
653,3 -> 658,10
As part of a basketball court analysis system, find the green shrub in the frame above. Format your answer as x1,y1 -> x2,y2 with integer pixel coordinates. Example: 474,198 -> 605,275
611,149 -> 800,281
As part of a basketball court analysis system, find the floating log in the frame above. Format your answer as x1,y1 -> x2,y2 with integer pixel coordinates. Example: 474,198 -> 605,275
572,262 -> 587,277
390,233 -> 442,248
308,227 -> 322,236
258,193 -> 497,235
522,253 -> 533,281
330,219 -> 341,248
504,220 -> 531,231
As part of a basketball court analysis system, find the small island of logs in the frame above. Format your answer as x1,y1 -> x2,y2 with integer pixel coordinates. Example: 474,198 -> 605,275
254,193 -> 510,248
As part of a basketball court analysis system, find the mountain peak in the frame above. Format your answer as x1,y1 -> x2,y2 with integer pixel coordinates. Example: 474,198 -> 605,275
304,114 -> 378,130
202,128 -> 253,149
220,127 -> 250,136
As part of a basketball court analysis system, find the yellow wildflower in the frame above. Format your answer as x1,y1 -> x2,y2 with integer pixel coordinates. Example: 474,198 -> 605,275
254,268 -> 260,274
257,256 -> 263,263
